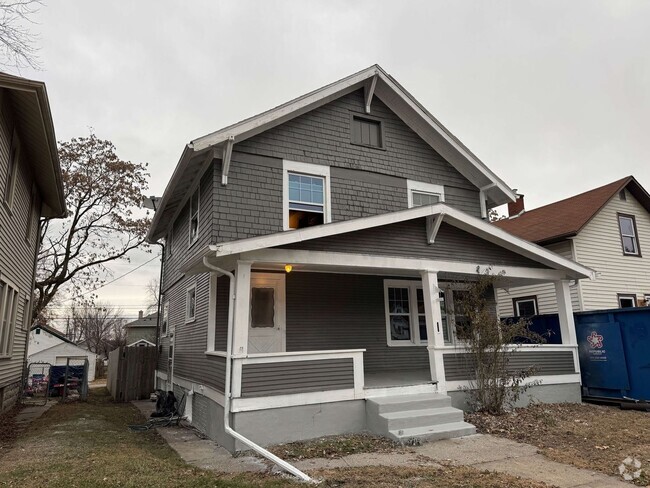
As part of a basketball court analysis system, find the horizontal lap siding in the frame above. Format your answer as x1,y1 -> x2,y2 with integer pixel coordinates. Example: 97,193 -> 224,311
0,90 -> 42,394
443,350 -> 576,381
241,358 -> 354,397
169,273 -> 225,392
575,189 -> 650,310
286,272 -> 429,373
281,220 -> 545,268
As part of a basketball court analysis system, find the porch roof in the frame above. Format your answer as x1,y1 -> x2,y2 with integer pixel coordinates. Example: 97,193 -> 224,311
182,203 -> 595,281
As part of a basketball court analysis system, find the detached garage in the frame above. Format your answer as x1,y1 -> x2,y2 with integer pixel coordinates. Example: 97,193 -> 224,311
28,325 -> 98,382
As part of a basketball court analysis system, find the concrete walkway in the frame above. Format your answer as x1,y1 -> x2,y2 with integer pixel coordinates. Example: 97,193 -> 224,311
13,400 -> 56,434
131,399 -> 630,487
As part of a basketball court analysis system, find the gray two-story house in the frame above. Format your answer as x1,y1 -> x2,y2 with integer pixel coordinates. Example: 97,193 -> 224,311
148,65 -> 593,451
0,72 -> 65,410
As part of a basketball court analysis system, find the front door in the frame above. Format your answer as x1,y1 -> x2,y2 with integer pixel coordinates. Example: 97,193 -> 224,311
248,273 -> 286,354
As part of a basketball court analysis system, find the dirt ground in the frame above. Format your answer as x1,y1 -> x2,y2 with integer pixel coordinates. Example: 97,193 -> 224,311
0,388 -> 556,487
267,433 -> 408,460
467,402 -> 650,486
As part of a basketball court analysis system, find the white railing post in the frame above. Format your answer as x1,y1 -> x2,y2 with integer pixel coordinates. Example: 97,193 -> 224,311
555,279 -> 580,374
352,351 -> 365,397
421,270 -> 447,393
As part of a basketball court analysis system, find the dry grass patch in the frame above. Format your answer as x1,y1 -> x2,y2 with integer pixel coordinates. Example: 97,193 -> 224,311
267,433 -> 406,460
467,402 -> 650,485
314,465 -> 554,487
0,403 -> 24,450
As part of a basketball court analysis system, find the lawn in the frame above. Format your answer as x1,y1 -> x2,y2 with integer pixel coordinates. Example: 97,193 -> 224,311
0,389 -> 554,487
467,402 -> 650,486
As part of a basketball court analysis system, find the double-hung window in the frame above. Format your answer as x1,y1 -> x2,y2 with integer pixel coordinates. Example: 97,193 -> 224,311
189,187 -> 200,246
283,160 -> 331,230
384,280 -> 434,346
618,214 -> 641,256
0,278 -> 19,357
407,180 -> 445,208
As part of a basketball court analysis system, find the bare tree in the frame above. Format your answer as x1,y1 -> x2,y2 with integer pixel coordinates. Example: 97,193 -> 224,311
145,277 -> 159,315
66,303 -> 125,358
34,133 -> 151,322
0,1 -> 43,70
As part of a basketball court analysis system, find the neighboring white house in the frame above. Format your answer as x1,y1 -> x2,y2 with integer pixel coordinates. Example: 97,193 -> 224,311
494,176 -> 650,316
27,325 -> 98,381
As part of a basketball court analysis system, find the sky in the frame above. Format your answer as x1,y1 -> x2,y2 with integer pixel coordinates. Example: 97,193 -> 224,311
15,0 -> 650,320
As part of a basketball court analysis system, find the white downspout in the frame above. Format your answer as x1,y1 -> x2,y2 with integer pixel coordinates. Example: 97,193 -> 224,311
202,257 -> 314,483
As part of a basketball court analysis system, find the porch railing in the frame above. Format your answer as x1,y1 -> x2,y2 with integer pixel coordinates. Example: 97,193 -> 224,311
230,349 -> 365,411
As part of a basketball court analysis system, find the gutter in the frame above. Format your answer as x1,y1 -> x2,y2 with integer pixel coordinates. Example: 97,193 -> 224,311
201,257 -> 314,483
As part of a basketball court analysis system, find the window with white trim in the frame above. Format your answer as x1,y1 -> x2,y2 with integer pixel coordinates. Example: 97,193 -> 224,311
186,285 -> 196,322
189,187 -> 200,246
644,294 -> 650,307
283,160 -> 331,230
0,278 -> 19,357
384,280 -> 439,346
161,301 -> 169,335
4,131 -> 19,209
618,294 -> 636,308
513,296 -> 538,317
407,180 -> 445,208
618,214 -> 640,256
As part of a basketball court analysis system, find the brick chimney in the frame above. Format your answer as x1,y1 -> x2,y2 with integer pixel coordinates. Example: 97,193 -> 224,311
508,194 -> 525,217
138,310 -> 143,320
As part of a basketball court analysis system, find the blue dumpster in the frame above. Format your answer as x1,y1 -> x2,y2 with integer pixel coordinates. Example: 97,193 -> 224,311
574,307 -> 650,401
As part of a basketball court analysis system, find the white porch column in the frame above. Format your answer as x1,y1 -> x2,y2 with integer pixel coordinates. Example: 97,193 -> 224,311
555,279 -> 580,373
421,270 -> 447,393
231,261 -> 252,397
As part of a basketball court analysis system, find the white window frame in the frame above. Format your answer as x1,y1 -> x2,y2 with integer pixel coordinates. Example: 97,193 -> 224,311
618,214 -> 640,256
644,294 -> 650,307
282,160 -> 331,231
0,277 -> 19,358
618,294 -> 636,308
185,285 -> 196,323
188,186 -> 200,247
406,180 -> 445,208
513,296 -> 538,317
161,301 -> 169,336
383,279 -> 428,347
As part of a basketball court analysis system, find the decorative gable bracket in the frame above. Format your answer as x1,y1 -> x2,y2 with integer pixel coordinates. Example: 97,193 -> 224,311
221,136 -> 235,185
426,213 -> 445,244
364,74 -> 378,114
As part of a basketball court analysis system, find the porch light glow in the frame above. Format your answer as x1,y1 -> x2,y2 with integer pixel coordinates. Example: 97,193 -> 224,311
284,264 -> 293,273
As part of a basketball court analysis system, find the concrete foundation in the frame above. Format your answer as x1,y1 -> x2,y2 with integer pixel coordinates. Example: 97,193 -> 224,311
447,382 -> 582,411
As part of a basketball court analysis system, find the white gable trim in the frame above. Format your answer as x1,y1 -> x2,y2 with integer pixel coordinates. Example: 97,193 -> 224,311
205,203 -> 594,279
127,339 -> 156,347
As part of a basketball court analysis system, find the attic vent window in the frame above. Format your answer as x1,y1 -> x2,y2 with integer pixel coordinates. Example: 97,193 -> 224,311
351,115 -> 383,148
619,190 -> 627,201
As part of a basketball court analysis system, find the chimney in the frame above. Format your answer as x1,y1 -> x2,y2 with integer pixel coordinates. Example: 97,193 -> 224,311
508,194 -> 525,217
138,310 -> 143,320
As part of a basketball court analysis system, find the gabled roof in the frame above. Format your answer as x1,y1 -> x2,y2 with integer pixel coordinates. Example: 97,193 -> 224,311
493,176 -> 650,244
31,324 -> 73,344
0,72 -> 65,218
124,312 -> 158,328
183,203 -> 595,281
148,64 -> 517,242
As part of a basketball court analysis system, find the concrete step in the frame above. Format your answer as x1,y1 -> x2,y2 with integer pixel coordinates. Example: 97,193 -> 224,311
388,421 -> 477,444
381,406 -> 464,430
366,393 -> 452,415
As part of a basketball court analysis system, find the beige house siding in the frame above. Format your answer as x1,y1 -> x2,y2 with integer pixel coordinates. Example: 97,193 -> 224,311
573,188 -> 650,310
496,240 -> 581,316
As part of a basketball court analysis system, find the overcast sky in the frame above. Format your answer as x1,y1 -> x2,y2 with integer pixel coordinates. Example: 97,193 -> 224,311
18,1 -> 650,319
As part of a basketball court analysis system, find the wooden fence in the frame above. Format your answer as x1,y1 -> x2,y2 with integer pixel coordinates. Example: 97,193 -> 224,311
107,347 -> 158,402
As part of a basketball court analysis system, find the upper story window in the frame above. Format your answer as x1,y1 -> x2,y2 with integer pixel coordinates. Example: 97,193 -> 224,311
351,114 -> 384,149
161,301 -> 169,335
618,214 -> 641,256
0,277 -> 19,357
186,285 -> 196,323
513,296 -> 538,317
407,180 -> 445,208
283,160 -> 331,230
4,130 -> 19,210
189,187 -> 199,246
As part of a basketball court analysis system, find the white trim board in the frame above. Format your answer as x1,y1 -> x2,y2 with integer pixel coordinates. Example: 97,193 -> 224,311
282,160 -> 332,231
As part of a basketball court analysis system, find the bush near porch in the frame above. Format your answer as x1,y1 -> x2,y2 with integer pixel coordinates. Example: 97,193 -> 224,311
467,402 -> 650,486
